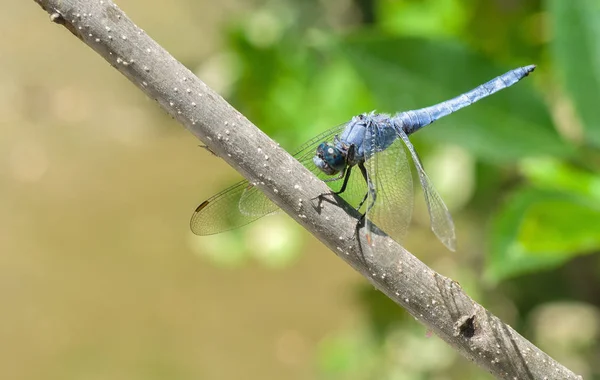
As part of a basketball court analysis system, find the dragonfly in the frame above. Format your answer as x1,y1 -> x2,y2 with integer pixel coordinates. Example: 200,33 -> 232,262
190,65 -> 536,251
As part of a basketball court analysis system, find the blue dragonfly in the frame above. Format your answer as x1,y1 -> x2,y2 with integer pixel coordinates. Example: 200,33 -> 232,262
191,65 -> 535,251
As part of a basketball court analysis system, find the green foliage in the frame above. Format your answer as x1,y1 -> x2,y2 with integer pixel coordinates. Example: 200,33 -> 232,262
488,160 -> 600,281
376,0 -> 469,38
224,0 -> 600,282
485,0 -> 600,281
217,0 -> 600,377
549,0 -> 600,148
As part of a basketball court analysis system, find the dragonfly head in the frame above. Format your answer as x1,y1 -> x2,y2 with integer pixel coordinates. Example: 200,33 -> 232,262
313,142 -> 346,175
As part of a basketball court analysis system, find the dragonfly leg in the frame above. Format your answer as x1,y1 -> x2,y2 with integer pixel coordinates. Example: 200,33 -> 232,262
324,166 -> 347,184
312,166 -> 352,211
331,166 -> 352,195
312,166 -> 353,209
358,163 -> 377,214
356,192 -> 368,211
357,162 -> 377,246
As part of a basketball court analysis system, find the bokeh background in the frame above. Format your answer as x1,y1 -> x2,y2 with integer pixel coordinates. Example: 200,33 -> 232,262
3,0 -> 600,379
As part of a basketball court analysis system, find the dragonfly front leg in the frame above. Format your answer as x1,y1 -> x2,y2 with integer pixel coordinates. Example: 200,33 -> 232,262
313,166 -> 352,206
331,143 -> 357,196
329,166 -> 352,195
324,166 -> 348,184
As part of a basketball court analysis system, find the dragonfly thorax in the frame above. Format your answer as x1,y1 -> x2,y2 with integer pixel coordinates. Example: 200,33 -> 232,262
313,142 -> 347,175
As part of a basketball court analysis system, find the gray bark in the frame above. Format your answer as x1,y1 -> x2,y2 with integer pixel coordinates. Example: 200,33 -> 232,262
32,0 -> 582,379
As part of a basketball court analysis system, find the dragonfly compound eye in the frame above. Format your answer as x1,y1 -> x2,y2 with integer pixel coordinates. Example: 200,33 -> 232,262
314,142 -> 345,175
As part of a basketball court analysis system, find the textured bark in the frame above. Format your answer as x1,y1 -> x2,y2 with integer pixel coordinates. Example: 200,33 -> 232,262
32,1 -> 582,379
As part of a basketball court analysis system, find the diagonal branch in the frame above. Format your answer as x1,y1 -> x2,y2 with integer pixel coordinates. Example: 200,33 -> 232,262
32,1 -> 581,379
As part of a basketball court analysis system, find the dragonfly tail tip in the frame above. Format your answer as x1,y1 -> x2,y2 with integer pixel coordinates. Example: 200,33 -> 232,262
524,64 -> 536,75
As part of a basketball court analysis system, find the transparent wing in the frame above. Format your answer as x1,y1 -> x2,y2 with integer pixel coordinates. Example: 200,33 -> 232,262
363,126 -> 414,246
191,122 -> 364,235
397,129 -> 456,251
190,181 -> 279,235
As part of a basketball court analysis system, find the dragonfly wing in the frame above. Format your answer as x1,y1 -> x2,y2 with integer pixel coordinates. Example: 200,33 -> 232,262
363,124 -> 414,245
190,180 -> 278,235
396,129 -> 456,251
191,123 -> 352,235
238,184 -> 279,217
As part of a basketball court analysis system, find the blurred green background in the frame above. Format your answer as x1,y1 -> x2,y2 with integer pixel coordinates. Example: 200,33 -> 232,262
3,0 -> 600,379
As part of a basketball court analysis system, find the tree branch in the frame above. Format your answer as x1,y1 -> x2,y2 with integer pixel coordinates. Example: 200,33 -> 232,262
32,1 -> 581,379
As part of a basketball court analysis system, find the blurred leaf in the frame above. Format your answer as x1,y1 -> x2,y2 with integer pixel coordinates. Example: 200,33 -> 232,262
520,158 -> 600,202
229,27 -> 375,147
190,231 -> 248,267
487,187 -> 600,282
246,214 -> 303,268
356,285 -> 408,341
376,0 -> 468,38
519,196 -> 600,254
549,0 -> 600,148
339,35 -> 573,162
317,330 -> 378,379
464,1 -> 543,62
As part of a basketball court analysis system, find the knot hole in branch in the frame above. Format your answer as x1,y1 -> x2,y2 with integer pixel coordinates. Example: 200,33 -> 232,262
456,315 -> 476,339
